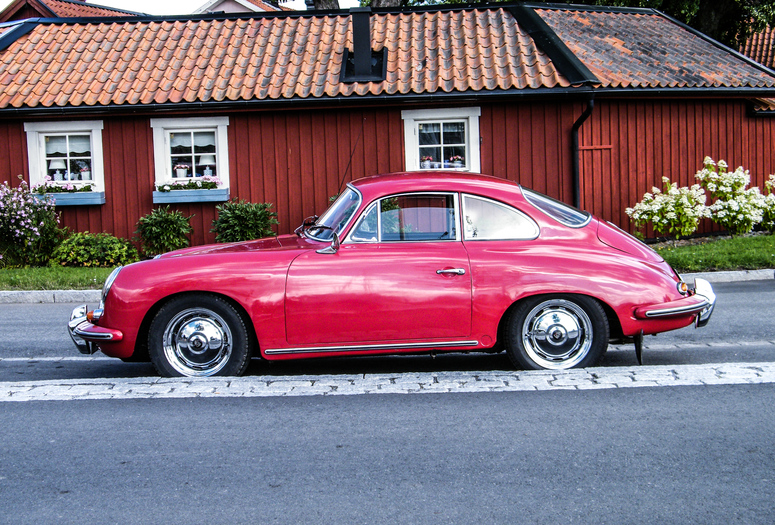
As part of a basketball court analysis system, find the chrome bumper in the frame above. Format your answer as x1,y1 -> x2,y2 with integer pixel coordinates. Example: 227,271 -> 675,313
693,278 -> 716,328
69,305 -> 97,354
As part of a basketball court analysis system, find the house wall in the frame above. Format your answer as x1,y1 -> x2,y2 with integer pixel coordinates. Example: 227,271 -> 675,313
2,97 -> 774,247
579,99 -> 775,236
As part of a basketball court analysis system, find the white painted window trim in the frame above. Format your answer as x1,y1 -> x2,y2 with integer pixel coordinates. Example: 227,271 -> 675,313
150,116 -> 230,191
24,120 -> 105,192
401,107 -> 481,172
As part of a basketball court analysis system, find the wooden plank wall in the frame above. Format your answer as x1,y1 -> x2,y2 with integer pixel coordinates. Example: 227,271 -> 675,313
579,99 -> 775,235
2,98 -> 774,246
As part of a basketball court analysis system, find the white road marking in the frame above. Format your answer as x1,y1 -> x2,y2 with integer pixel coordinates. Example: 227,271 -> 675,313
1,362 -> 774,402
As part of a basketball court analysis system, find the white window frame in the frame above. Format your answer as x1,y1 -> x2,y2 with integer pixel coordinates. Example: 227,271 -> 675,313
401,107 -> 481,172
24,120 -> 105,192
150,117 -> 230,190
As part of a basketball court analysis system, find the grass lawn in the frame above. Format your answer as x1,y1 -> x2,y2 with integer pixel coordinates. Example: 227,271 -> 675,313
655,233 -> 775,273
0,266 -> 115,290
0,234 -> 772,290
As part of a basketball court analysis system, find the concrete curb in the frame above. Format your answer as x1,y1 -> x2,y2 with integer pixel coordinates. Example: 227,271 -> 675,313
681,269 -> 775,283
0,269 -> 772,304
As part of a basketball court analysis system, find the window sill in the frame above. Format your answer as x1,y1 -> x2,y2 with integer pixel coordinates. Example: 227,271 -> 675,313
152,188 -> 229,204
33,192 -> 106,206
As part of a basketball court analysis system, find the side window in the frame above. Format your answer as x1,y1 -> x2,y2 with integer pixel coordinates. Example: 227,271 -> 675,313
462,194 -> 539,241
24,121 -> 105,193
380,194 -> 457,242
150,117 -> 229,192
349,203 -> 378,242
401,108 -> 481,171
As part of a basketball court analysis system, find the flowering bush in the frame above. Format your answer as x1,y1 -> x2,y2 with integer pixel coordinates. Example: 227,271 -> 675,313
761,175 -> 775,234
156,175 -> 222,192
32,176 -> 93,194
625,176 -> 709,239
0,178 -> 62,267
695,157 -> 765,236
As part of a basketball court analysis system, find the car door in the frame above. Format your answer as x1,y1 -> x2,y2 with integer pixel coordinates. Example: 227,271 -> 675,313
285,193 -> 473,347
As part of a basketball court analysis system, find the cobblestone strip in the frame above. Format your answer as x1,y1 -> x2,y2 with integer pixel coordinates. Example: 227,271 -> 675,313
1,362 -> 774,402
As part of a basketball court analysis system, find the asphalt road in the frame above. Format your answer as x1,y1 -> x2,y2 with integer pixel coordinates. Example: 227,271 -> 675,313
0,280 -> 774,381
0,280 -> 774,523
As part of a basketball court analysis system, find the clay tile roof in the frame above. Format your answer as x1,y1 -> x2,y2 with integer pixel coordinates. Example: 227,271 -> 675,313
0,8 -> 571,109
537,6 -> 775,89
740,25 -> 775,69
42,0 -> 139,18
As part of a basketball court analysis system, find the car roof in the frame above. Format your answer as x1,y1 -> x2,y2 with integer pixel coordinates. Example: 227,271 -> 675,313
349,171 -> 524,202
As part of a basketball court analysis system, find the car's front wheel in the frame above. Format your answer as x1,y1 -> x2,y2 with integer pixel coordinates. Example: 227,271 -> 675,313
505,295 -> 609,370
148,294 -> 252,377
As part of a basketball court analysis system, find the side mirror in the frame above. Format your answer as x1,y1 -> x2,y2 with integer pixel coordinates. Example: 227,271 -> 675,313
316,231 -> 340,254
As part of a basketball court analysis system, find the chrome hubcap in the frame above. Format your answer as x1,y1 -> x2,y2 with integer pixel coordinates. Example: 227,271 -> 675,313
522,299 -> 592,369
163,308 -> 232,377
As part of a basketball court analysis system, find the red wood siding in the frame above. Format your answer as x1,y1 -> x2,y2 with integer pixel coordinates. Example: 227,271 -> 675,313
578,99 -> 775,235
2,98 -> 775,248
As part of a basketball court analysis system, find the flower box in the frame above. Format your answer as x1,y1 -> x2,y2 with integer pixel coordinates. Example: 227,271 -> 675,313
33,192 -> 106,206
153,188 -> 230,204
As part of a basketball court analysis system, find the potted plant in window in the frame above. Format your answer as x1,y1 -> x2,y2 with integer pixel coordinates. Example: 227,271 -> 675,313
450,155 -> 464,168
153,175 -> 229,204
174,163 -> 190,178
421,156 -> 433,169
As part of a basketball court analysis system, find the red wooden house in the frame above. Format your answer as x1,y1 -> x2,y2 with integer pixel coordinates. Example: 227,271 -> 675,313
1,3 -> 775,245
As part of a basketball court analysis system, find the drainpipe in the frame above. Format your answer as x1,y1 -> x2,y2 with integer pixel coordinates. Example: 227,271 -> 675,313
571,95 -> 595,209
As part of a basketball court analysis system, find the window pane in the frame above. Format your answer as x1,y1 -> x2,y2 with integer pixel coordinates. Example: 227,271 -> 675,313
418,123 -> 441,146
463,195 -> 539,240
193,131 -> 216,153
350,204 -> 378,242
45,136 -> 67,157
69,135 -> 91,157
442,122 -> 465,144
381,194 -> 456,241
170,132 -> 192,152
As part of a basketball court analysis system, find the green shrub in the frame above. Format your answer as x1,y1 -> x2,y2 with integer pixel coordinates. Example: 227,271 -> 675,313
0,178 -> 63,267
52,232 -> 139,267
135,206 -> 193,257
762,175 -> 775,234
211,200 -> 279,243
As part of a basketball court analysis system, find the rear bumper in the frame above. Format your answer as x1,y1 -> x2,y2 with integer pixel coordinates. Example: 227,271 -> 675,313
68,305 -> 124,355
633,278 -> 716,327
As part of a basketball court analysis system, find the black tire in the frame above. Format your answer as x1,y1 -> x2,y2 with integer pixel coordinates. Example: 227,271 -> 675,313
148,294 -> 252,377
505,295 -> 609,370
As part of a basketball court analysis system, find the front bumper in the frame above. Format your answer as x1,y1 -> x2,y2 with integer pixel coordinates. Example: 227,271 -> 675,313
633,278 -> 716,327
68,305 -> 124,355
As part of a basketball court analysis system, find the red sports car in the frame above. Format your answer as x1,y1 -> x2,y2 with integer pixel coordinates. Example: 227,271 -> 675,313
69,172 -> 715,377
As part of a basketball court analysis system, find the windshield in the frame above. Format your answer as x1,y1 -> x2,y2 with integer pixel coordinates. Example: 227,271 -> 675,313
306,186 -> 362,241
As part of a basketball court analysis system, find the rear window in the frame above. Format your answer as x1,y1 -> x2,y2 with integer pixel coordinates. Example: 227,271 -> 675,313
522,188 -> 590,228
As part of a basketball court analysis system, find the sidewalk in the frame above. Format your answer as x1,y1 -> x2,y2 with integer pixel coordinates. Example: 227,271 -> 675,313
0,269 -> 772,304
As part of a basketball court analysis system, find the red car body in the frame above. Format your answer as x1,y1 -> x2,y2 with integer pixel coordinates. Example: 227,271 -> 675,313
69,172 -> 715,376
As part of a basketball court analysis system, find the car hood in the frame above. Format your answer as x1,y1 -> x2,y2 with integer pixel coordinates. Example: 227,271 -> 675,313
157,234 -> 316,258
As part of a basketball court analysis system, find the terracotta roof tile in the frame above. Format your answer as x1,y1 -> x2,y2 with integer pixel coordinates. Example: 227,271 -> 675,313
42,0 -> 139,18
740,26 -> 775,69
537,7 -> 775,89
1,6 -> 773,111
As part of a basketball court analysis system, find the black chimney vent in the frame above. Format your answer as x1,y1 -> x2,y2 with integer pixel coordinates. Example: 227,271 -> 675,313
341,7 -> 386,83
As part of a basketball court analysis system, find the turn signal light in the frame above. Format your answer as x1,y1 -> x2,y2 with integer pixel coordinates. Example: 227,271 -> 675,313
676,281 -> 689,295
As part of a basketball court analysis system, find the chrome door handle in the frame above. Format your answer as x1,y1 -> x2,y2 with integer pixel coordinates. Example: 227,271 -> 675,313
436,268 -> 466,275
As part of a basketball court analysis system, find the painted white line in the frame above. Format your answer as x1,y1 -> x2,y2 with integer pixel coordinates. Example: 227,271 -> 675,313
1,362 -> 774,402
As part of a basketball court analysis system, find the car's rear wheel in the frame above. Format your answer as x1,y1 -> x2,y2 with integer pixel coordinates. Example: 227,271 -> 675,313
505,295 -> 608,370
148,294 -> 251,377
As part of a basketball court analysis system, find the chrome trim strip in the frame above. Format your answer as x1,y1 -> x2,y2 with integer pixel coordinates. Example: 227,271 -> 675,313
643,300 -> 709,318
265,340 -> 480,355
